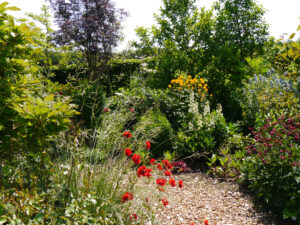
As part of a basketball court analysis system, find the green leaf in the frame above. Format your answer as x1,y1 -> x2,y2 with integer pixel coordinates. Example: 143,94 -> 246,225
283,208 -> 297,219
5,6 -> 20,11
0,2 -> 9,9
44,94 -> 54,102
33,213 -> 44,222
288,33 -> 296,40
211,154 -> 217,164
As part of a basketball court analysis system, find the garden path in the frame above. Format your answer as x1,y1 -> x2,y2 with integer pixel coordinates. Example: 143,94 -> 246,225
155,172 -> 288,225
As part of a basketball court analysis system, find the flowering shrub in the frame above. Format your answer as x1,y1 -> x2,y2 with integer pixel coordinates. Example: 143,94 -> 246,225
239,116 -> 300,222
240,71 -> 299,130
173,103 -> 229,156
169,75 -> 209,100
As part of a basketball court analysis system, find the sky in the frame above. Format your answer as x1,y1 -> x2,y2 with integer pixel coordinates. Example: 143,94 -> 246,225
6,0 -> 300,51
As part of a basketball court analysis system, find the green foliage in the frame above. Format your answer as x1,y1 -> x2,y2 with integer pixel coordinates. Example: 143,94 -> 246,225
25,5 -> 56,77
206,127 -> 252,178
135,109 -> 173,157
238,116 -> 300,222
273,35 -> 300,77
240,71 -> 299,130
0,74 -> 77,157
108,86 -> 163,116
71,79 -> 105,128
0,6 -> 77,190
0,4 -> 36,77
133,0 -> 214,88
173,103 -> 229,157
204,0 -> 268,121
0,158 -> 151,224
105,57 -> 143,93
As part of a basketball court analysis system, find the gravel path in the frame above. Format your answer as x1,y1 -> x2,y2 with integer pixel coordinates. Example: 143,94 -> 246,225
155,173 -> 290,225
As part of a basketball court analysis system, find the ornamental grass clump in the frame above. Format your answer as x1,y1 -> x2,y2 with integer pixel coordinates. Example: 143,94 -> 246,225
239,116 -> 300,222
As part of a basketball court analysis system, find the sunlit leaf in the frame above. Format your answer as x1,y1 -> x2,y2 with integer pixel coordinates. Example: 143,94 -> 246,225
5,6 -> 20,11
288,33 -> 295,40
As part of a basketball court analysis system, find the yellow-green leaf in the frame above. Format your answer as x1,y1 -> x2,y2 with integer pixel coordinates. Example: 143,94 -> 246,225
288,33 -> 295,40
5,6 -> 20,11
0,2 -> 9,9
44,94 -> 54,102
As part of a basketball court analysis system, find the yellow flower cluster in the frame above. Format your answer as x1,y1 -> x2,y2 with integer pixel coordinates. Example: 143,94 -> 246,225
168,75 -> 211,100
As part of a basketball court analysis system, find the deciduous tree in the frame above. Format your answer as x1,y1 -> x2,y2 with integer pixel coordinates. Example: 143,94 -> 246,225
49,0 -> 127,95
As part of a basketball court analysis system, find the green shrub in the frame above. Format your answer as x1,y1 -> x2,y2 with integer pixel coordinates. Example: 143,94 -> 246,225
173,103 -> 229,157
108,86 -> 163,116
239,116 -> 300,222
72,79 -> 105,128
135,109 -> 173,157
240,71 -> 299,131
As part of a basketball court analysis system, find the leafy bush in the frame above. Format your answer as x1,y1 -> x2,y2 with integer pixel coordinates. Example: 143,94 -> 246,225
135,109 -> 173,157
72,79 -> 105,128
173,103 -> 229,157
108,86 -> 163,116
161,74 -> 210,131
240,71 -> 299,130
239,116 -> 300,222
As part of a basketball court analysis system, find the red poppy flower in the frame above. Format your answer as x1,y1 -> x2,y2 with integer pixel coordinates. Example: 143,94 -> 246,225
130,214 -> 138,221
204,220 -> 209,225
162,159 -> 172,169
103,107 -> 109,112
150,158 -> 156,165
161,197 -> 168,206
123,131 -> 132,138
145,141 -> 151,150
191,223 -> 195,225
129,108 -> 135,113
178,180 -> 183,188
146,197 -> 149,202
137,165 -> 146,177
157,163 -> 163,170
162,159 -> 169,166
156,178 -> 167,186
144,168 -> 152,178
164,170 -> 172,176
121,192 -> 133,202
132,154 -> 141,165
169,178 -> 176,187
125,148 -> 132,157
